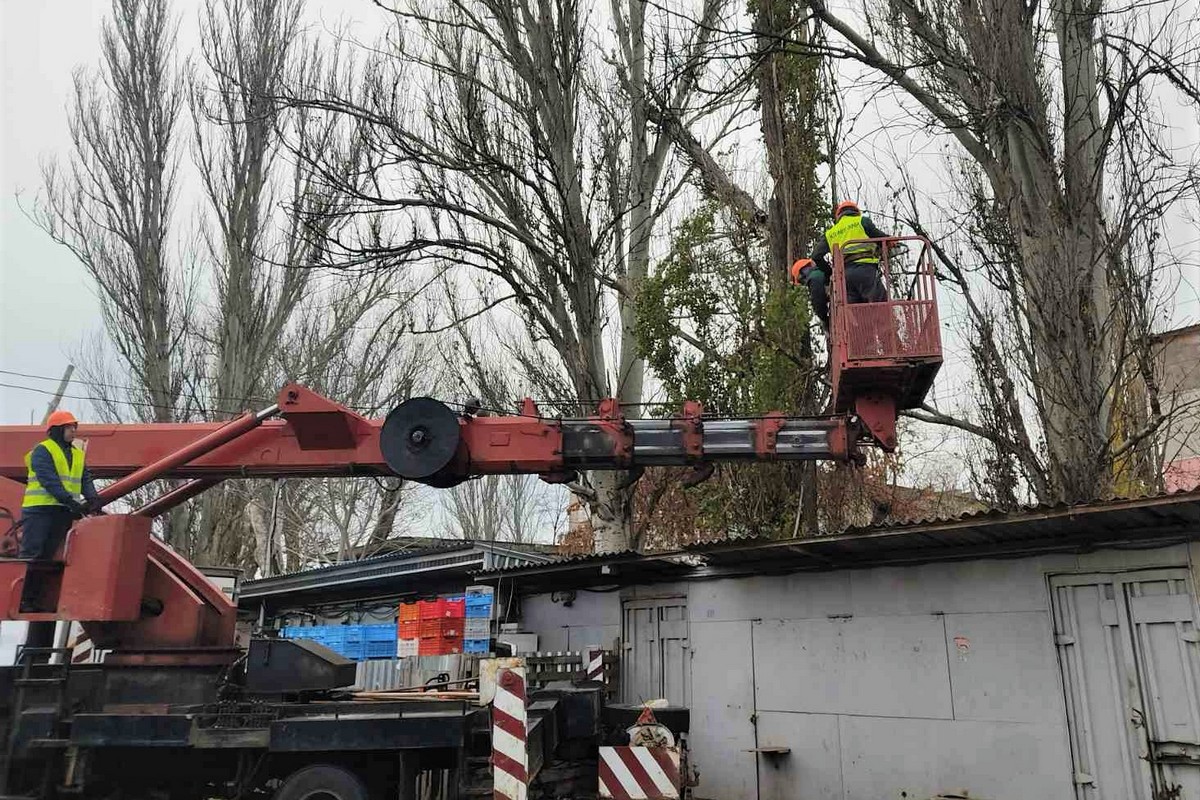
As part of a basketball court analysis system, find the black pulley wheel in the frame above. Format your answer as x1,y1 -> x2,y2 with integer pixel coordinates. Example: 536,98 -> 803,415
381,397 -> 462,479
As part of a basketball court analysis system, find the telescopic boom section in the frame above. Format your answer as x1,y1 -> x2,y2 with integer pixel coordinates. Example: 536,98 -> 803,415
379,396 -> 860,488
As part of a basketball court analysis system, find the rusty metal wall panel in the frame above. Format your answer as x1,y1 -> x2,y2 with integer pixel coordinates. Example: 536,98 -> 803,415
838,715 -> 1073,799
753,712 -> 842,800
753,616 -> 953,719
688,621 -> 756,800
944,612 -> 1063,724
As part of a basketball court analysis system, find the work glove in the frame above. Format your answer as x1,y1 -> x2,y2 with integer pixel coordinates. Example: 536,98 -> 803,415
86,497 -> 106,515
67,499 -> 88,519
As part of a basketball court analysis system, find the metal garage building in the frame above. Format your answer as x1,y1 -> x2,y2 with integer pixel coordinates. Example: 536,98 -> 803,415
480,490 -> 1200,800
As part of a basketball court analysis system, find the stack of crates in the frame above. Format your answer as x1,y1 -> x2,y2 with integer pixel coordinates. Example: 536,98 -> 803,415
463,585 -> 494,654
417,596 -> 465,656
397,601 -> 420,657
279,623 -> 397,661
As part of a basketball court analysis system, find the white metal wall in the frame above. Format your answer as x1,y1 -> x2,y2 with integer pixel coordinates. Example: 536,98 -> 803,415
519,544 -> 1200,800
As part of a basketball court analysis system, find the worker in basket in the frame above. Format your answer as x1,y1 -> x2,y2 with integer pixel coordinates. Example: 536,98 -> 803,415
790,200 -> 891,331
20,410 -> 101,561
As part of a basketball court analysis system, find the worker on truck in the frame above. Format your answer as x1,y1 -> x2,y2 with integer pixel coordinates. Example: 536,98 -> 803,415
20,409 -> 100,561
790,200 -> 891,330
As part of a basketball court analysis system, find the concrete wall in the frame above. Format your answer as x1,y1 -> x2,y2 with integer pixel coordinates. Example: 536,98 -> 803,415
517,544 -> 1196,800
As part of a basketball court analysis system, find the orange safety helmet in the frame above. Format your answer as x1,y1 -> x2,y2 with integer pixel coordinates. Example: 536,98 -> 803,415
833,200 -> 860,219
45,410 -> 79,431
789,258 -> 815,285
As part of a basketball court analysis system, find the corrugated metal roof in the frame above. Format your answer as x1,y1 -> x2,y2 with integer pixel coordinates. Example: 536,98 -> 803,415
471,488 -> 1200,589
241,539 -> 555,600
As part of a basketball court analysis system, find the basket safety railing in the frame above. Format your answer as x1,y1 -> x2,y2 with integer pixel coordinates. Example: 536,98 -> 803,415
831,234 -> 942,363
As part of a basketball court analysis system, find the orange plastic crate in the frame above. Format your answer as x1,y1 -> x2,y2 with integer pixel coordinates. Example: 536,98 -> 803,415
398,620 -> 420,640
398,602 -> 420,622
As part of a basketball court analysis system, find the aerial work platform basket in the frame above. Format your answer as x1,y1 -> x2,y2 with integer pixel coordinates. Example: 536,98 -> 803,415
829,235 -> 943,451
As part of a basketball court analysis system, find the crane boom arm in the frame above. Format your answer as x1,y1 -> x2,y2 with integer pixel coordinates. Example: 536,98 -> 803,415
0,385 -> 863,495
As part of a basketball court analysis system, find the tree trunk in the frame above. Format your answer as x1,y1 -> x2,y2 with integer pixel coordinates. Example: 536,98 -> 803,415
590,471 -> 634,553
755,0 -> 822,534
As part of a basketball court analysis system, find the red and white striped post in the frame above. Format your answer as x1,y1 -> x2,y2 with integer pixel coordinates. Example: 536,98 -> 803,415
492,666 -> 528,800
585,646 -> 605,683
598,746 -> 682,799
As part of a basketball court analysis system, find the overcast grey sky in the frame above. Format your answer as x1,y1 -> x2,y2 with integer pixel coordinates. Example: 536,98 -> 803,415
1,2 -> 111,423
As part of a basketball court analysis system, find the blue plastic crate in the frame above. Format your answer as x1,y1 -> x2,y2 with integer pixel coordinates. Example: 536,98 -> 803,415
290,628 -> 321,641
338,643 -> 365,661
365,640 -> 397,659
465,596 -> 493,617
463,638 -> 490,654
320,628 -> 347,645
341,625 -> 365,643
365,624 -> 397,643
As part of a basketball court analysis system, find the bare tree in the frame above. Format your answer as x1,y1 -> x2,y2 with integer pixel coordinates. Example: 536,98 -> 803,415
36,0 -> 188,425
32,0 -> 200,546
280,0 -> 730,551
802,0 -> 1200,501
34,0 -> 431,572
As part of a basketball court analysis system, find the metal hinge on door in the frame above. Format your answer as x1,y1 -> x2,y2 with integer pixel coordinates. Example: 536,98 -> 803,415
1056,634 -> 1077,646
1180,630 -> 1200,643
1074,772 -> 1096,785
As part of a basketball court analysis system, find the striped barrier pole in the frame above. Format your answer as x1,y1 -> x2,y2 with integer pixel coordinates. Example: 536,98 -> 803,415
492,666 -> 528,800
586,646 -> 605,682
598,746 -> 682,799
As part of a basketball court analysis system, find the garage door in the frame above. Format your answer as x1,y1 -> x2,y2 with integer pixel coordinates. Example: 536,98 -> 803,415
1052,569 -> 1200,799
622,597 -> 690,706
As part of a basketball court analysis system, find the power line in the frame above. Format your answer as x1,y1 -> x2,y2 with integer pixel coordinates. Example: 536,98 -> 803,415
0,381 -> 248,417
0,368 -> 279,410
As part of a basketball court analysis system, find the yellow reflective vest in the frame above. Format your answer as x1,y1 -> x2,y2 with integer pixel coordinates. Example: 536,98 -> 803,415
22,439 -> 85,509
824,214 -> 880,264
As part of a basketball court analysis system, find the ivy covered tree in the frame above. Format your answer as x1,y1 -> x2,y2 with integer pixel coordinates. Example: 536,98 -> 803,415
634,202 -> 822,544
635,0 -> 831,543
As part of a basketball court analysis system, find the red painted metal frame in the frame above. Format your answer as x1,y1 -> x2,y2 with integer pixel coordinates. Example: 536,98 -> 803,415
674,402 -> 704,461
0,385 -> 388,482
829,235 -> 944,451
